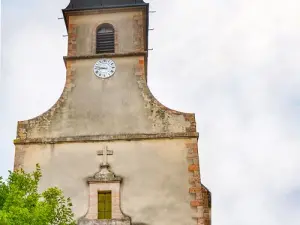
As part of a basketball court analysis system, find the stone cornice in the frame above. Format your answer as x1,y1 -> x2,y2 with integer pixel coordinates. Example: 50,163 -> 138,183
13,132 -> 199,145
63,52 -> 147,65
63,5 -> 148,17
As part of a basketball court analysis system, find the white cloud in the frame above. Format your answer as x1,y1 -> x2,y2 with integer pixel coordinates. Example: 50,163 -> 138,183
1,0 -> 300,224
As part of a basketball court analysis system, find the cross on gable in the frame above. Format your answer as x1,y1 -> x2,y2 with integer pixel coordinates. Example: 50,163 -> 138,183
97,146 -> 113,165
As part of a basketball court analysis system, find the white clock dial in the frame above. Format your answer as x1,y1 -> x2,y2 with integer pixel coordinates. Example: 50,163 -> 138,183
93,58 -> 116,79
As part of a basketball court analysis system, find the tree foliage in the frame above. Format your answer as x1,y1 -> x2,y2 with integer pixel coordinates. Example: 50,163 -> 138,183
0,164 -> 76,225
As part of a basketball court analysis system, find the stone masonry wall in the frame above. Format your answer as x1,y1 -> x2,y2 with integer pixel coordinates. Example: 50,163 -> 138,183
15,139 -> 200,225
16,56 -> 196,139
14,5 -> 211,225
16,7 -> 196,140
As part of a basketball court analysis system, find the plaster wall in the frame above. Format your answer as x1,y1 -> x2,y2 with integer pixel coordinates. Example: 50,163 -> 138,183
69,8 -> 145,55
17,56 -> 194,139
15,139 -> 196,225
16,5 -> 196,140
14,5 -> 209,225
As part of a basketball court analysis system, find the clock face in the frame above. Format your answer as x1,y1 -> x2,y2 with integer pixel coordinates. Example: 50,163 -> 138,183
93,59 -> 116,79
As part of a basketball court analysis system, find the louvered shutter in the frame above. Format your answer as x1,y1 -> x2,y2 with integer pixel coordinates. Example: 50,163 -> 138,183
96,24 -> 115,54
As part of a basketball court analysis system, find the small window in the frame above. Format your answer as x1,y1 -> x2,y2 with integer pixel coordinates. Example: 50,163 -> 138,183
98,191 -> 112,219
96,24 -> 115,54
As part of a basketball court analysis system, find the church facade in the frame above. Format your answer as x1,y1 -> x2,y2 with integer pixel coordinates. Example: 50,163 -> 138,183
13,1 -> 211,224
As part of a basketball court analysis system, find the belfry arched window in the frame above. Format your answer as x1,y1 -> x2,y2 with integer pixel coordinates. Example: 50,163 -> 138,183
96,24 -> 115,54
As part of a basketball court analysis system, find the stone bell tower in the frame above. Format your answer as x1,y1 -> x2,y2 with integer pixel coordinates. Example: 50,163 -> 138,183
14,0 -> 211,225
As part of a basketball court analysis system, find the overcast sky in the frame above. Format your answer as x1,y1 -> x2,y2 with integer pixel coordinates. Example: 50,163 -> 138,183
1,0 -> 300,224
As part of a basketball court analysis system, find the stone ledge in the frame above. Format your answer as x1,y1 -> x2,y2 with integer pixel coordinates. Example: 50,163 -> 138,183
63,51 -> 147,63
87,178 -> 122,183
14,132 -> 199,145
78,218 -> 131,225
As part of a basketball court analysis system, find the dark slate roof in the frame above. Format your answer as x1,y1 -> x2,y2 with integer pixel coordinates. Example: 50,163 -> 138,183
64,0 -> 148,11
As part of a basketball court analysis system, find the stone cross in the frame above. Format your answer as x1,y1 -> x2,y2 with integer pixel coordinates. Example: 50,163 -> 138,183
97,146 -> 113,165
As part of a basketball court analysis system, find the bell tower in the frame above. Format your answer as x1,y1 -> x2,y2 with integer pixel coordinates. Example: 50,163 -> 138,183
14,1 -> 211,225
63,0 -> 149,58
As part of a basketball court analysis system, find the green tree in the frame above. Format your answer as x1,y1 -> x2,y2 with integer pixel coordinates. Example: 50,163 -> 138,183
0,164 -> 76,225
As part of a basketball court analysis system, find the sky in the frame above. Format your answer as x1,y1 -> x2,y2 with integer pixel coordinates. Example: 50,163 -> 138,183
1,0 -> 300,224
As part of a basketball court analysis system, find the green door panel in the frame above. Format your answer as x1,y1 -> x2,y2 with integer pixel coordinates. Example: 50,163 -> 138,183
98,191 -> 112,219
